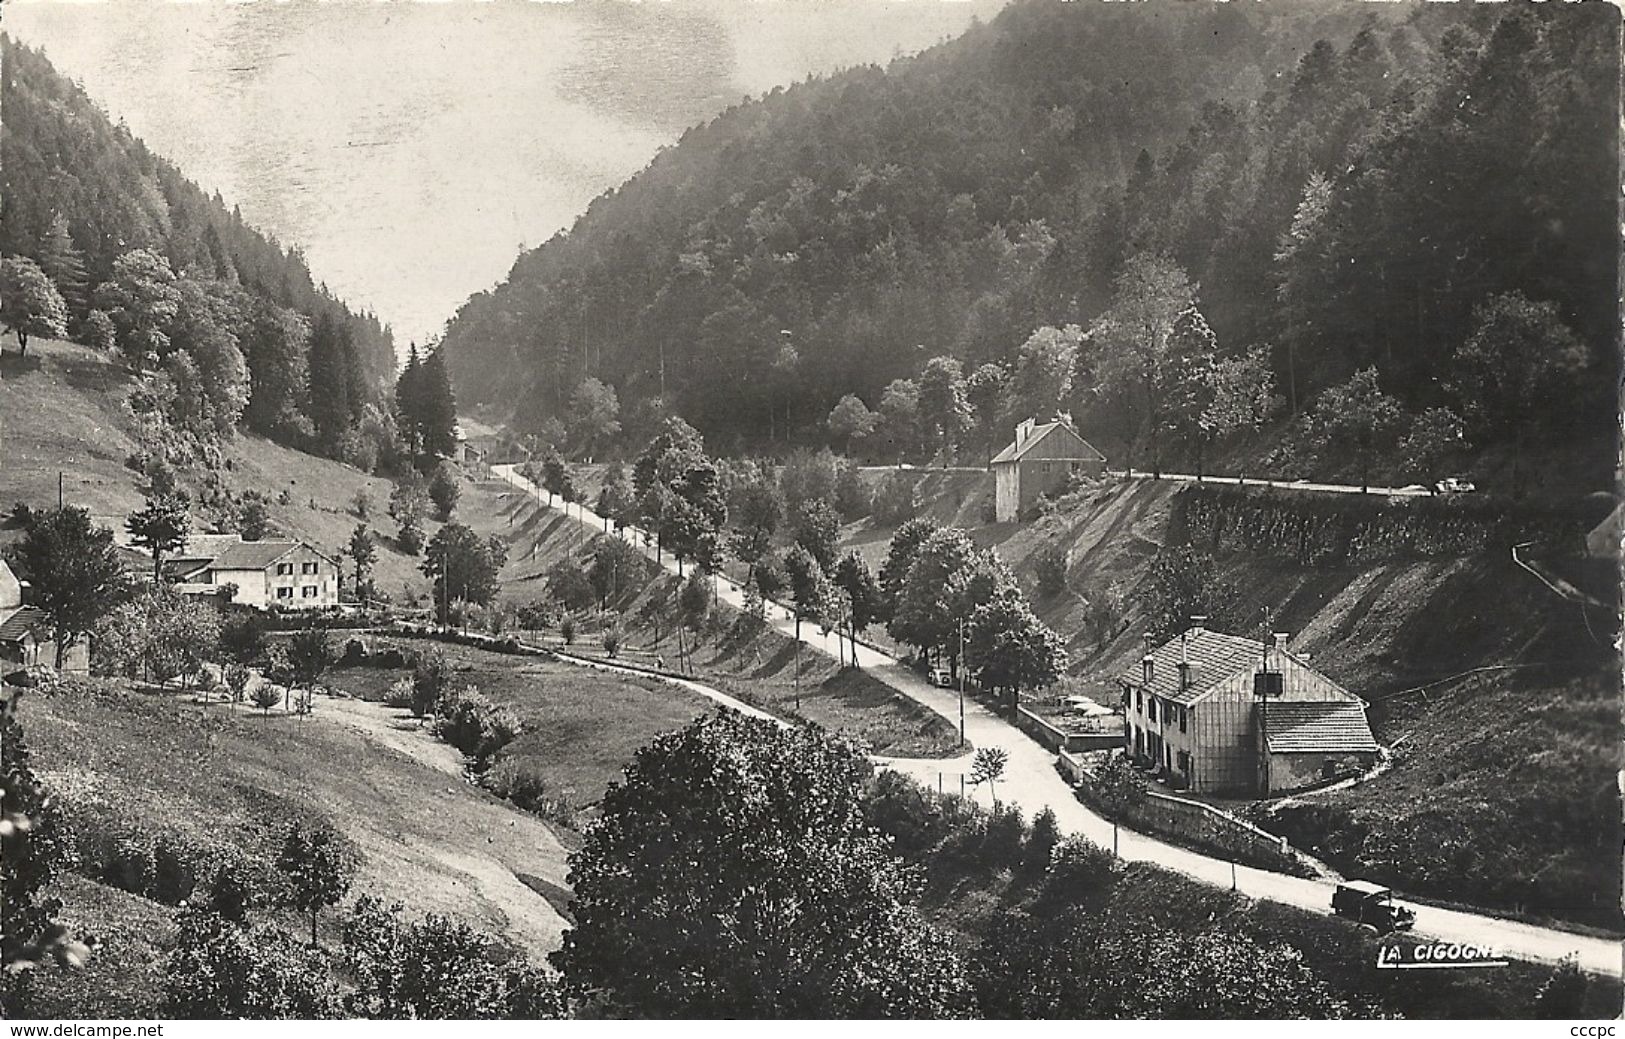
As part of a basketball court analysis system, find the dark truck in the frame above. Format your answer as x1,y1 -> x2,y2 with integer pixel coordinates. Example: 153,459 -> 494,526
1331,880 -> 1417,931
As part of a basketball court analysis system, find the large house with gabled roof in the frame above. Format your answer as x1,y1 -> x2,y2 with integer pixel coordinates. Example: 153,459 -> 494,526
990,417 -> 1107,522
1118,618 -> 1378,795
164,534 -> 341,610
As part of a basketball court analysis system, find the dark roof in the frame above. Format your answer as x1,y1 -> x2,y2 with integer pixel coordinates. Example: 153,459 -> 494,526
0,606 -> 49,643
210,541 -> 300,569
1118,628 -> 1272,705
990,421 -> 1107,465
1264,701 -> 1378,754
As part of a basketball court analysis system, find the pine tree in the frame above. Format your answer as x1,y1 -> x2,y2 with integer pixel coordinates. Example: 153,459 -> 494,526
306,313 -> 353,454
418,349 -> 459,460
35,212 -> 88,325
395,341 -> 424,464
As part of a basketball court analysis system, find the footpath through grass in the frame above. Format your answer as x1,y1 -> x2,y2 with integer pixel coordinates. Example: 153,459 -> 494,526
17,676 -> 575,1017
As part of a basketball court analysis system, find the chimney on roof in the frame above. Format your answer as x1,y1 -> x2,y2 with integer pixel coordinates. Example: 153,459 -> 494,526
1178,659 -> 1199,691
1190,614 -> 1207,633
1141,632 -> 1156,684
1016,417 -> 1036,446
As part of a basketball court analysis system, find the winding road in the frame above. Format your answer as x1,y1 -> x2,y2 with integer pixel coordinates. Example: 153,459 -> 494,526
491,462 -> 1621,977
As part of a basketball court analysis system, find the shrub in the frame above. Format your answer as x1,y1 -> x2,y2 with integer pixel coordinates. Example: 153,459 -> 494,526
428,464 -> 459,521
250,684 -> 281,716
410,650 -> 453,718
151,835 -> 200,904
433,685 -> 522,765
223,663 -> 252,704
201,863 -> 253,923
384,678 -> 415,711
397,522 -> 424,556
603,628 -> 621,657
834,462 -> 869,521
1034,541 -> 1069,597
559,615 -> 577,645
161,908 -> 341,1019
104,834 -> 155,894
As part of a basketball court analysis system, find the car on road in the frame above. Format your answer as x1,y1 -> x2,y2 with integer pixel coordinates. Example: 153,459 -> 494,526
926,666 -> 953,687
1331,880 -> 1417,931
1434,477 -> 1477,494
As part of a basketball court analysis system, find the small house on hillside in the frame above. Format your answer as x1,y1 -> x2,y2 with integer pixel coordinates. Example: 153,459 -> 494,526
0,560 -> 88,673
990,418 -> 1106,522
1118,619 -> 1377,796
162,534 -> 341,610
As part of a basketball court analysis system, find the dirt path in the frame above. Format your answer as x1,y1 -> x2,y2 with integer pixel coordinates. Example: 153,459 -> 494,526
206,672 -> 572,953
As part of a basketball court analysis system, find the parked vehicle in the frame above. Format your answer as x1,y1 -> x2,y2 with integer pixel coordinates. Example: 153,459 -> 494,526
1331,880 -> 1417,931
927,667 -> 953,687
1434,477 -> 1477,494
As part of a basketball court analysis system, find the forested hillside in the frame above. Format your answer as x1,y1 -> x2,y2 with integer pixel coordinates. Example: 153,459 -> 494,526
443,0 -> 1617,486
1,36 -> 397,468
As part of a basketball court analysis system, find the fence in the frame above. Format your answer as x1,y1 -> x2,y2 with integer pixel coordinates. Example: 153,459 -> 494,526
1058,749 -> 1313,876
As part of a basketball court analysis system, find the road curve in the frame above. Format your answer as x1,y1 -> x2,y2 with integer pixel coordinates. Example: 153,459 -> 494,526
490,463 -> 1621,977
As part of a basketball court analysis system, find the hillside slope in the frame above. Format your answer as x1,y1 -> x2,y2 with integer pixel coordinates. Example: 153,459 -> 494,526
17,678 -> 573,1017
849,476 -> 1621,927
2,334 -> 449,596
442,0 -> 1616,471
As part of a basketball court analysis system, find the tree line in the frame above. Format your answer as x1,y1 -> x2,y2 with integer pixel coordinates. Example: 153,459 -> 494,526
1,36 -> 398,470
441,2 -> 1613,490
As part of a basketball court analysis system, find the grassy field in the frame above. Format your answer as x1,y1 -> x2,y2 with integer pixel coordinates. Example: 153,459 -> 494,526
465,479 -> 960,757
16,676 -> 576,1017
326,634 -> 712,811
0,335 -> 490,597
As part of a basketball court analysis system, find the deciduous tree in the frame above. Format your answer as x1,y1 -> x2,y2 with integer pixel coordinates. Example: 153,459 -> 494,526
276,823 -> 357,945
552,712 -> 971,1017
0,257 -> 67,357
18,507 -> 128,669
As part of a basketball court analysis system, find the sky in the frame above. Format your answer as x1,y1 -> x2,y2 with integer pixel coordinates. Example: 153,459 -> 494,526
4,0 -> 1005,353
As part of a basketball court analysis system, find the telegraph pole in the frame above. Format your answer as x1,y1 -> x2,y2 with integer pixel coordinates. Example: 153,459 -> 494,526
957,617 -> 966,748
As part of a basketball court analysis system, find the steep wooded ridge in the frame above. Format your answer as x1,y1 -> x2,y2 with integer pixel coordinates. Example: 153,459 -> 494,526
442,0 -> 1617,463
1,36 -> 396,460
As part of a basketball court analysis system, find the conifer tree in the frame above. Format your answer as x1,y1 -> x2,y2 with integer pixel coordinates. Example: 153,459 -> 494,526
35,212 -> 88,325
306,313 -> 354,454
418,349 -> 459,460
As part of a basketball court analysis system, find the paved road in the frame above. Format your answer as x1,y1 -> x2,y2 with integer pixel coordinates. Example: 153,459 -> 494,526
1109,470 -> 1434,497
491,463 -> 1621,976
853,464 -> 1436,498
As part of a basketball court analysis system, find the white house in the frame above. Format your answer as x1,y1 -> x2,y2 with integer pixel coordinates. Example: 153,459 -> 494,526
990,418 -> 1107,522
1119,619 -> 1378,795
165,534 -> 341,610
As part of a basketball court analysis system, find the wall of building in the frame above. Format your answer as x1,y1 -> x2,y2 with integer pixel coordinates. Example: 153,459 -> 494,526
994,464 -> 1020,523
1,633 -> 89,673
213,567 -> 270,608
1267,750 -> 1377,793
1125,649 -> 1368,796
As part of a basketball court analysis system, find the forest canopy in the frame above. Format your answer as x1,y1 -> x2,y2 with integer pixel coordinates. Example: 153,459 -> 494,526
441,0 -> 1617,478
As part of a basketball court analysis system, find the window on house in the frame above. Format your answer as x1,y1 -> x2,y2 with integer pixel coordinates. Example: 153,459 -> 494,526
1179,706 -> 1188,733
301,561 -> 318,575
1148,698 -> 1157,723
1135,690 -> 1143,713
302,586 -> 317,598
276,587 -> 293,599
